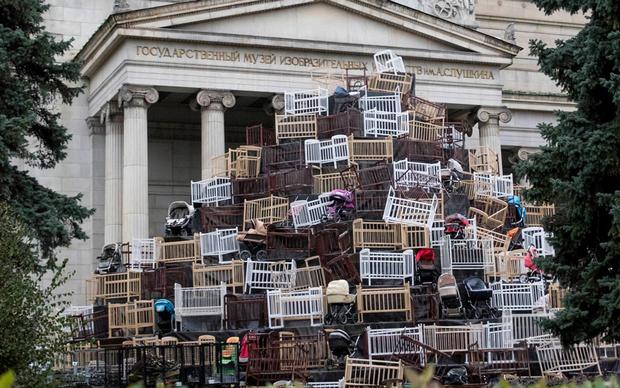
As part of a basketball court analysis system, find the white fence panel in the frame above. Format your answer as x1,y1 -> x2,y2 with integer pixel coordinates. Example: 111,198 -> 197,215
366,326 -> 423,359
245,259 -> 297,293
473,172 -> 514,198
422,324 -> 484,353
191,177 -> 232,205
491,281 -> 547,312
199,228 -> 240,263
359,91 -> 402,113
267,287 -> 323,328
439,237 -> 494,274
174,283 -> 225,329
373,50 -> 406,74
359,249 -> 415,285
383,187 -> 437,229
483,321 -> 514,349
129,238 -> 158,271
363,109 -> 409,138
393,159 -> 442,190
304,135 -> 350,168
522,227 -> 555,256
509,311 -> 552,345
285,88 -> 329,115
532,335 -> 601,376
291,194 -> 331,229
430,218 -> 477,247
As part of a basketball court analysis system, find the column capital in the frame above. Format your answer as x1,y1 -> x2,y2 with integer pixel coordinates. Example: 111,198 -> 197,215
196,90 -> 236,110
118,85 -> 159,109
517,147 -> 540,161
101,101 -> 124,124
476,106 -> 512,124
271,94 -> 285,111
86,116 -> 105,135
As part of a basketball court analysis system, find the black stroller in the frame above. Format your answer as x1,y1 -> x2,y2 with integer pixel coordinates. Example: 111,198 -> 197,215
95,242 -> 128,274
164,201 -> 195,237
461,277 -> 498,319
326,329 -> 360,369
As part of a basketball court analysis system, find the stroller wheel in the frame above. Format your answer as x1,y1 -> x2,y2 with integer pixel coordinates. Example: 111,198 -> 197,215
239,250 -> 252,261
325,313 -> 334,326
256,250 -> 268,261
336,310 -> 349,325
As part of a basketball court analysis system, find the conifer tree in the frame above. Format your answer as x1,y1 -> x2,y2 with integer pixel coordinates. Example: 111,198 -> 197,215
0,0 -> 93,268
517,0 -> 620,344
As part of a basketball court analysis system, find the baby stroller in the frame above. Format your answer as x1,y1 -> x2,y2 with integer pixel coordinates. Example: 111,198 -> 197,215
520,245 -> 553,284
324,280 -> 356,325
444,213 -> 470,240
154,299 -> 175,336
438,274 -> 463,318
416,248 -> 439,285
326,329 -> 360,369
165,201 -> 195,237
325,189 -> 355,222
462,277 -> 498,319
95,242 -> 127,274
238,219 -> 268,260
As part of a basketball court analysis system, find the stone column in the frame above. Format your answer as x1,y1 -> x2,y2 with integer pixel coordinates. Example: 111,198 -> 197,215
476,107 -> 512,173
118,85 -> 159,242
101,102 -> 124,244
195,90 -> 236,179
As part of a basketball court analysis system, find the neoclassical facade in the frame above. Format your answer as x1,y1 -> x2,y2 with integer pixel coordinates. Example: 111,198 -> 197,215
40,0 -> 584,303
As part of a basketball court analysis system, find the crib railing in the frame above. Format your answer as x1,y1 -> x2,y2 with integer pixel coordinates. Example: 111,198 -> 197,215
356,283 -> 412,323
107,300 -> 154,338
192,261 -> 244,292
359,249 -> 415,285
267,287 -> 324,328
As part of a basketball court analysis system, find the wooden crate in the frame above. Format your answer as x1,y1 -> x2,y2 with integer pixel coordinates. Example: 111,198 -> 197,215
246,123 -> 276,146
232,176 -> 268,202
408,116 -> 442,142
468,146 -> 499,174
368,72 -> 413,95
321,253 -> 360,284
268,167 -> 314,196
549,282 -> 567,309
192,260 -> 244,292
141,265 -> 193,300
356,283 -> 412,323
408,96 -> 446,124
246,344 -> 309,385
294,256 -> 327,289
224,293 -> 267,329
317,108 -> 362,139
524,203 -> 555,227
198,204 -> 244,233
243,195 -> 289,230
393,138 -> 443,163
157,236 -> 200,265
262,141 -> 305,172
87,271 -> 141,303
355,190 -> 388,220
108,300 -> 154,338
275,114 -> 317,144
276,331 -> 329,369
469,196 -> 508,231
348,135 -> 393,163
353,219 -> 429,250
313,171 -> 347,193
266,227 -> 315,259
343,357 -> 403,388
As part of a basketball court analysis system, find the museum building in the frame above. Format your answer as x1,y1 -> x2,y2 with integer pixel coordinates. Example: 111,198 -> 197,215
39,0 -> 584,303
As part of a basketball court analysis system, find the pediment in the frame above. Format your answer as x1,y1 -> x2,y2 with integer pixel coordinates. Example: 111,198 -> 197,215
78,0 -> 520,69
170,2 -> 465,53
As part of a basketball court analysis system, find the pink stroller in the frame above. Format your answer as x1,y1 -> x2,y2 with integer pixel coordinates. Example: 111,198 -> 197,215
325,189 -> 355,222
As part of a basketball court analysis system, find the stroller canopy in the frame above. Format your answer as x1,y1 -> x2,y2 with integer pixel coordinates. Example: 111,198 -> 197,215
155,299 -> 175,315
167,201 -> 193,219
464,277 -> 487,292
326,280 -> 350,296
